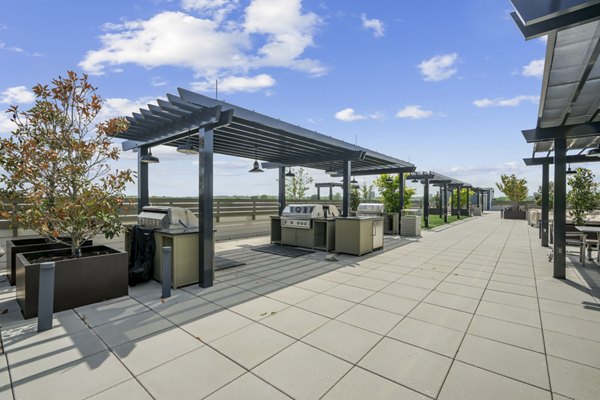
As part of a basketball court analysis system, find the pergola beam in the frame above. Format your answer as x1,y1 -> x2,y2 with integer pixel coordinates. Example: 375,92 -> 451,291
261,150 -> 366,169
522,121 -> 600,143
523,154 -> 600,165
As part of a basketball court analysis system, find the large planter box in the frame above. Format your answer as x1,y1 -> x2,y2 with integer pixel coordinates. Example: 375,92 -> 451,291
6,237 -> 92,286
16,245 -> 127,319
502,209 -> 527,220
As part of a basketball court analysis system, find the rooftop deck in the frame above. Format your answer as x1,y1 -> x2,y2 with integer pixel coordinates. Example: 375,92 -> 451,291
1,213 -> 599,399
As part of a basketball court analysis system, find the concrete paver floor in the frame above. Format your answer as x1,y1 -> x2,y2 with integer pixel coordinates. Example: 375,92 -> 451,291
1,213 -> 600,399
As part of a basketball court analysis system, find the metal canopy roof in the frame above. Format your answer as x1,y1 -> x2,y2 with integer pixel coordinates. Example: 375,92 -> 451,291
117,88 -> 415,174
514,1 -> 600,159
406,171 -> 470,187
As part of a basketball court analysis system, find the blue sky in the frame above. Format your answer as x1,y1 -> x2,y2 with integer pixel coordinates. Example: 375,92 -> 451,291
0,0 -> 591,198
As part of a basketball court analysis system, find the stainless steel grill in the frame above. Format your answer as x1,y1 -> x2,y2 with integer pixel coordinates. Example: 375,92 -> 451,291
138,206 -> 199,230
356,203 -> 385,217
280,204 -> 339,229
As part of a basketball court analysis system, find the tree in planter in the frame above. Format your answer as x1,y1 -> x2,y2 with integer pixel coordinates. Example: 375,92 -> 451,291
495,174 -> 528,210
360,182 -> 375,201
451,187 -> 472,209
285,167 -> 313,199
373,174 -> 415,213
0,71 -> 133,258
350,185 -> 361,211
534,182 -> 554,208
567,168 -> 599,226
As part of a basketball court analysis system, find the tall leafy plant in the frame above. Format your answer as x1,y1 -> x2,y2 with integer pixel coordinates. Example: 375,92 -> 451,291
373,174 -> 415,213
495,174 -> 528,210
534,182 -> 554,208
567,168 -> 599,226
285,167 -> 313,199
0,71 -> 133,257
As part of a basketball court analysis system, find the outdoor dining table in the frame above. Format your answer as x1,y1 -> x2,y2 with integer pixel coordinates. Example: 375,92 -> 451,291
574,226 -> 600,265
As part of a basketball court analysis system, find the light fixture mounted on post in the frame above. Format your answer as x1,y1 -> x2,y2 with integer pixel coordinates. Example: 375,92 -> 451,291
176,133 -> 199,155
248,146 -> 264,173
285,167 -> 295,177
140,148 -> 160,164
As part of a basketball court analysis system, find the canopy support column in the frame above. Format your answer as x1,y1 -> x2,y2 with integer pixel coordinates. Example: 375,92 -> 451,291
541,163 -> 550,247
278,167 -> 286,215
137,146 -> 149,214
554,138 -> 567,279
439,189 -> 443,218
342,160 -> 351,217
457,186 -> 461,219
423,179 -> 430,228
198,129 -> 214,288
466,188 -> 470,215
443,184 -> 449,223
398,173 -> 405,212
316,187 -> 321,201
329,186 -> 333,201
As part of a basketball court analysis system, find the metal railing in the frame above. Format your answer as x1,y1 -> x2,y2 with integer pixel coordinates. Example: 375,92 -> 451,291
0,198 -> 343,235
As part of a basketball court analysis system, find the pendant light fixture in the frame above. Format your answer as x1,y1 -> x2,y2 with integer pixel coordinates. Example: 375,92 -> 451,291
140,148 -> 160,163
285,167 -> 295,177
385,175 -> 393,183
177,133 -> 199,155
248,145 -> 264,173
587,144 -> 600,157
411,178 -> 418,183
566,163 -> 577,175
324,161 -> 336,175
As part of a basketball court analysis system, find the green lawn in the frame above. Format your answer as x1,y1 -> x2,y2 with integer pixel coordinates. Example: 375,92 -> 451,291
422,214 -> 470,229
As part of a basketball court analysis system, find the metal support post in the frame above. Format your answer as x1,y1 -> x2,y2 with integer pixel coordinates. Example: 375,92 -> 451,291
278,167 -> 286,215
138,146 -> 149,214
457,186 -> 461,219
541,163 -> 550,247
198,129 -> 214,288
37,262 -> 55,332
554,138 -> 567,279
329,186 -> 333,201
398,173 -> 405,212
439,189 -> 443,218
423,179 -> 430,228
443,184 -> 448,223
342,160 -> 351,217
316,187 -> 321,201
162,246 -> 172,298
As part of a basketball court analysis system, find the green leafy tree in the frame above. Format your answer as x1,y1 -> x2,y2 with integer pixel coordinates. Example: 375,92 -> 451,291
373,174 -> 415,213
0,71 -> 133,257
496,174 -> 528,210
350,185 -> 361,211
567,168 -> 599,226
451,187 -> 472,209
285,167 -> 313,199
534,182 -> 554,208
360,182 -> 375,201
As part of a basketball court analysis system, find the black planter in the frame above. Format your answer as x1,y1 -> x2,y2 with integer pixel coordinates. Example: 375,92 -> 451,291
6,237 -> 92,286
502,209 -> 527,220
15,245 -> 128,319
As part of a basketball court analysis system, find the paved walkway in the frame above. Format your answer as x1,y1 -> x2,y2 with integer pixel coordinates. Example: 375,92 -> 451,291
1,213 -> 600,400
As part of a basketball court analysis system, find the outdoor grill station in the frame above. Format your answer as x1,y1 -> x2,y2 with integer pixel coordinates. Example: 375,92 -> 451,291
116,88 -> 454,288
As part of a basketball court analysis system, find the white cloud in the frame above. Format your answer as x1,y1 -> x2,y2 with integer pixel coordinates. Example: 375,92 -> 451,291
0,86 -> 35,104
473,95 -> 539,108
151,76 -> 167,87
191,74 -> 275,93
417,53 -> 458,82
95,97 -> 158,122
334,108 -> 384,122
360,13 -> 384,38
80,0 -> 326,81
522,59 -> 544,78
181,0 -> 239,22
396,105 -> 434,119
335,108 -> 366,122
0,112 -> 16,135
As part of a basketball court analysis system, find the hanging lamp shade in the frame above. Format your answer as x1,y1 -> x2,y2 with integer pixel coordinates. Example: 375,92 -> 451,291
140,148 -> 160,163
285,167 -> 295,177
385,176 -> 393,183
249,146 -> 264,173
177,135 -> 199,155
587,144 -> 600,157
566,163 -> 577,175
324,161 -> 336,175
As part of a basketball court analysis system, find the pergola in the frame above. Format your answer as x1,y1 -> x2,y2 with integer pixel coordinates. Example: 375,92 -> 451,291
116,88 -> 415,287
406,172 -> 474,227
315,182 -> 343,201
512,0 -> 600,278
